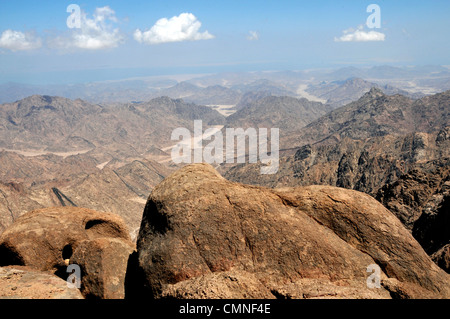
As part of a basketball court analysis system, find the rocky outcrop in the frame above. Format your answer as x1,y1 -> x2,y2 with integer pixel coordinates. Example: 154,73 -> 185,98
432,245 -> 450,274
223,128 -> 450,273
0,152 -> 172,237
0,207 -> 134,299
224,129 -> 450,196
70,238 -> 134,299
0,266 -> 83,299
412,194 -> 450,255
131,164 -> 450,299
377,163 -> 450,266
377,165 -> 450,230
0,207 -> 131,272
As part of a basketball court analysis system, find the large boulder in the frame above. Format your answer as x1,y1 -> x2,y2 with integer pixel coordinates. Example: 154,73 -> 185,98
0,206 -> 134,300
131,163 -> 450,299
0,266 -> 83,299
0,207 -> 131,273
70,237 -> 134,299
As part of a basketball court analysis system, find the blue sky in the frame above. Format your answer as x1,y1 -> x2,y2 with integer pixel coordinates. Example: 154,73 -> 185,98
0,0 -> 449,84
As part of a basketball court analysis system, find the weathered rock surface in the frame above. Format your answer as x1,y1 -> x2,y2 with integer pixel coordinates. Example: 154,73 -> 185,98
222,127 -> 450,273
0,266 -> 83,299
225,95 -> 332,133
132,164 -> 450,299
283,88 -> 450,149
70,237 -> 134,299
0,207 -> 131,275
432,245 -> 450,274
411,194 -> 450,255
377,164 -> 450,263
224,129 -> 450,197
0,150 -> 173,238
377,167 -> 449,230
160,269 -> 276,299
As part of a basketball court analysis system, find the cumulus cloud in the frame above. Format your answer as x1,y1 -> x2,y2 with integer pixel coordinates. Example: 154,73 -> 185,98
51,6 -> 123,50
247,31 -> 259,41
334,25 -> 385,42
0,30 -> 42,51
134,13 -> 214,45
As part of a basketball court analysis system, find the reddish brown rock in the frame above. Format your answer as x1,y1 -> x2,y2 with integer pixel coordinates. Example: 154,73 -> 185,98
160,269 -> 276,299
432,244 -> 450,274
271,278 -> 391,299
132,163 -> 450,299
275,185 -> 450,296
0,266 -> 83,299
70,237 -> 135,299
0,207 -> 131,275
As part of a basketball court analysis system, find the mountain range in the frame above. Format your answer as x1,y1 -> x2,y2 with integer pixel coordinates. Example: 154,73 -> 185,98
0,95 -> 225,159
306,77 -> 424,107
0,73 -> 449,276
3,65 -> 450,106
281,88 -> 450,150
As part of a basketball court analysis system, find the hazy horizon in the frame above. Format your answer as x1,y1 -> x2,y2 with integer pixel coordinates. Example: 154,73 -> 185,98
1,1 -> 450,85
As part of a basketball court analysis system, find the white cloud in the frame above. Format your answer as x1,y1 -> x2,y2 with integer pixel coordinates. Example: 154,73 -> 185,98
247,31 -> 259,41
334,25 -> 385,42
134,13 -> 214,45
51,6 -> 123,50
0,30 -> 42,51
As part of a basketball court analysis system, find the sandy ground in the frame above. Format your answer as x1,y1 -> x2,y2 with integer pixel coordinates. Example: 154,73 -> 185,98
296,84 -> 327,103
206,105 -> 237,117
1,148 -> 91,158
96,161 -> 110,170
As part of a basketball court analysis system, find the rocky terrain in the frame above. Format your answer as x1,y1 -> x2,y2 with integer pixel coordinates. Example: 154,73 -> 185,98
306,77 -> 424,108
0,92 -> 332,235
282,88 -> 450,150
0,73 -> 448,299
129,164 -> 450,299
0,207 -> 133,299
225,96 -> 333,133
222,90 -> 450,274
0,94 -> 225,155
0,94 -> 230,236
0,154 -> 173,238
1,164 -> 448,299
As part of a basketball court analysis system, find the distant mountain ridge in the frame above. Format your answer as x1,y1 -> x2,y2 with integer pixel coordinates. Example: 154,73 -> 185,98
307,77 -> 424,107
225,95 -> 333,133
0,95 -> 225,155
3,65 -> 450,105
282,88 -> 450,149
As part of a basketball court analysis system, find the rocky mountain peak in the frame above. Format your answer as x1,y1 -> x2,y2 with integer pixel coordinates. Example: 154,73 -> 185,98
364,87 -> 385,99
